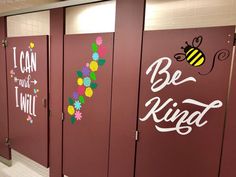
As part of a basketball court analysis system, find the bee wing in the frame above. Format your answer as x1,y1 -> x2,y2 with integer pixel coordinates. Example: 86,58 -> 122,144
192,36 -> 203,48
174,53 -> 186,61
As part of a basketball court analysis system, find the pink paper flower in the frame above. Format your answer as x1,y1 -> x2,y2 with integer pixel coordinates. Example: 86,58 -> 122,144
96,36 -> 103,46
98,45 -> 106,58
75,111 -> 82,120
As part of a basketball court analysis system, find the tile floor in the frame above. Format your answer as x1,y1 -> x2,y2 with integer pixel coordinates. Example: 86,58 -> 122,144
0,150 -> 49,177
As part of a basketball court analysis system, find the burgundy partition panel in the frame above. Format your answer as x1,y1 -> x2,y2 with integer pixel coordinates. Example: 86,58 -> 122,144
0,17 -> 11,160
63,33 -> 113,177
220,41 -> 236,177
6,36 -> 49,167
50,8 -> 64,177
109,1 -> 145,177
135,26 -> 234,177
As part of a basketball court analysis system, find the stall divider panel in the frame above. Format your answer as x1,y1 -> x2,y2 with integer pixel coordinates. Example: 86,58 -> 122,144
0,16 -> 11,162
6,36 -> 49,167
49,8 -> 65,177
108,1 -> 146,177
135,26 -> 235,177
63,33 -> 114,177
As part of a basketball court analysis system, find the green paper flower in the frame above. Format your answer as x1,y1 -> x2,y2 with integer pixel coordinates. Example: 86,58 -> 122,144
90,72 -> 96,80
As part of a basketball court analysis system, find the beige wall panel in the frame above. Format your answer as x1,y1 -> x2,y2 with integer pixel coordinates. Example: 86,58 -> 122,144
7,11 -> 49,37
145,0 -> 236,30
66,1 -> 116,34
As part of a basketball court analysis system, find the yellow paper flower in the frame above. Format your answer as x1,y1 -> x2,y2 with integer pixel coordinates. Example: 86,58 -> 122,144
30,42 -> 35,49
68,105 -> 75,115
77,78 -> 83,86
85,87 -> 93,97
89,61 -> 98,72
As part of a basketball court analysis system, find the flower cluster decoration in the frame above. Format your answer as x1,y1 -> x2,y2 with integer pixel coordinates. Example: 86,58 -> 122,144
67,36 -> 107,124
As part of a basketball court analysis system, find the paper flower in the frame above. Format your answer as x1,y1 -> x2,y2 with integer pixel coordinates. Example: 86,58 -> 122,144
92,43 -> 98,52
90,72 -> 96,80
74,101 -> 82,110
96,36 -> 103,46
82,66 -> 90,76
78,85 -> 85,95
90,61 -> 98,72
79,96 -> 85,104
85,87 -> 93,97
92,52 -> 99,60
73,92 -> 79,99
68,105 -> 75,115
83,77 -> 91,87
98,45 -> 106,58
67,36 -> 107,124
77,78 -> 83,86
75,111 -> 82,120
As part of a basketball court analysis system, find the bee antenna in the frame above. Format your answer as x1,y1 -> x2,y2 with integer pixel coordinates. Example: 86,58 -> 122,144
181,46 -> 184,49
185,41 -> 189,45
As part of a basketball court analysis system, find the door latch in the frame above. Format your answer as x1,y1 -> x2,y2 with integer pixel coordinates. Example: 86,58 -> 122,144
42,98 -> 47,108
62,112 -> 64,121
135,130 -> 139,141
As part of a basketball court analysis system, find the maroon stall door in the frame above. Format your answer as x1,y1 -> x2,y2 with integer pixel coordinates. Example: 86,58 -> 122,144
6,36 -> 49,167
0,17 -> 11,161
135,26 -> 235,177
63,33 -> 113,177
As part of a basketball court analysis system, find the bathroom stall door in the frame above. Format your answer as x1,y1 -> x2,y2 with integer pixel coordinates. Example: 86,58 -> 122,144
6,36 -> 49,167
135,26 -> 235,177
63,33 -> 113,177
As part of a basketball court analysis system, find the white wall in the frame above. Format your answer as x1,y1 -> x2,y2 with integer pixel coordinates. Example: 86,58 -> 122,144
7,11 -> 50,37
66,0 -> 116,34
145,0 -> 236,30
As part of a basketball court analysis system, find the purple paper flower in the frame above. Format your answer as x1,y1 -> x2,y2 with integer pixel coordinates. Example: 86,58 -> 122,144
82,66 -> 90,76
73,92 -> 79,99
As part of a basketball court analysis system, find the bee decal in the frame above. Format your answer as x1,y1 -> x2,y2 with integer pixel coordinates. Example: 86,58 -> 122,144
174,36 -> 205,67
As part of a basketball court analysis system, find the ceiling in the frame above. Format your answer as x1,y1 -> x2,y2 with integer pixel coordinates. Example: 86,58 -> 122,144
0,0 -> 65,13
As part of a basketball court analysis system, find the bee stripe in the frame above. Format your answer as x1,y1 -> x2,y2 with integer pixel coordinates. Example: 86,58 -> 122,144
190,52 -> 202,65
187,49 -> 198,61
188,50 -> 201,63
186,48 -> 194,56
194,57 -> 204,66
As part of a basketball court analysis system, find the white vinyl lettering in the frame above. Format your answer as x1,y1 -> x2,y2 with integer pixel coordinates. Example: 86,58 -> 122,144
146,57 -> 196,93
140,97 -> 222,135
15,86 -> 19,107
13,47 -> 17,68
12,46 -> 38,119
20,50 -> 37,74
140,57 -> 223,135
19,93 -> 37,117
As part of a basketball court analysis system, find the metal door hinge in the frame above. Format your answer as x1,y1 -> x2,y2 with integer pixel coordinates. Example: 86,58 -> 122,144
2,39 -> 7,47
135,130 -> 139,141
5,138 -> 10,147
62,112 -> 64,121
